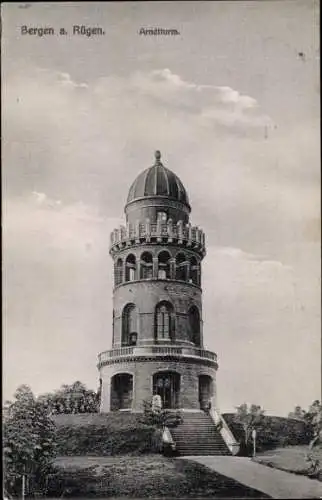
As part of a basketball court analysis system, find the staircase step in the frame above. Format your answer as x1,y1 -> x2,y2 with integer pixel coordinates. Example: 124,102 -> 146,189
170,412 -> 231,456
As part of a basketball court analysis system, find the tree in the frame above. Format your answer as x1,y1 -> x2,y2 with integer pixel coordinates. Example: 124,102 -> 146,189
305,400 -> 322,433
234,403 -> 265,451
3,385 -> 57,497
288,405 -> 306,421
38,381 -> 99,414
140,398 -> 183,429
304,400 -> 322,476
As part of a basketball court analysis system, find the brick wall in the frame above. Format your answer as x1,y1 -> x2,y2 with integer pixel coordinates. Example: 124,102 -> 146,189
125,197 -> 190,225
113,280 -> 203,347
100,358 -> 217,412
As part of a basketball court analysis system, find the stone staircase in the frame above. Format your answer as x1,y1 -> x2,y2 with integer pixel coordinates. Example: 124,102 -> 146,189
170,411 -> 231,456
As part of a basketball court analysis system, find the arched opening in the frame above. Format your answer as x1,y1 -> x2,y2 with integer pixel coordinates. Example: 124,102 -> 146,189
198,375 -> 214,411
188,306 -> 201,346
140,251 -> 153,279
175,252 -> 187,281
158,251 -> 171,279
190,256 -> 199,285
122,303 -> 137,346
157,211 -> 167,222
153,371 -> 180,409
111,373 -> 133,411
114,258 -> 123,286
125,254 -> 136,282
155,301 -> 175,341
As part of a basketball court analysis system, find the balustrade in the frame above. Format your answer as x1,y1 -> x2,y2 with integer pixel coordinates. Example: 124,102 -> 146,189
110,219 -> 205,252
98,345 -> 217,366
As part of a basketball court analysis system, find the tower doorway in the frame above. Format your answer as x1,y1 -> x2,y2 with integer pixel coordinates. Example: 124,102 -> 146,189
198,375 -> 214,411
153,371 -> 180,409
110,373 -> 133,411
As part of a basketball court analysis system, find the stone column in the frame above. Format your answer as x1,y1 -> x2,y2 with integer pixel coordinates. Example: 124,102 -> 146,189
136,260 -> 141,280
145,218 -> 151,242
100,376 -> 111,413
186,261 -> 191,282
177,220 -> 183,242
153,257 -> 159,278
169,258 -> 176,279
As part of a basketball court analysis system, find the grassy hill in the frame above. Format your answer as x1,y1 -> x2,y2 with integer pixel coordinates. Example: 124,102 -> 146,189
47,454 -> 270,498
53,412 -> 161,456
222,413 -> 311,453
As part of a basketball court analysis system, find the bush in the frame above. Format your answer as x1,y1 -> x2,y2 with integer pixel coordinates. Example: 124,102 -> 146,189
223,413 -> 311,454
138,398 -> 184,429
54,413 -> 159,456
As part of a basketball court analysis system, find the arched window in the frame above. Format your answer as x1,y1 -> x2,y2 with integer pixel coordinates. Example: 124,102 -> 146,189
175,253 -> 187,281
155,301 -> 175,340
190,256 -> 199,285
114,258 -> 123,286
157,211 -> 167,222
122,303 -> 137,346
140,251 -> 153,279
153,371 -> 180,409
125,254 -> 136,282
158,251 -> 171,279
111,373 -> 133,411
198,375 -> 214,411
188,306 -> 201,346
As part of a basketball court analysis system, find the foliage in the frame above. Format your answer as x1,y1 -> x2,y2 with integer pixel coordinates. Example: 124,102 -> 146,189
37,380 -> 99,415
46,455 -> 269,498
288,405 -> 306,421
233,403 -> 265,450
225,401 -> 321,455
225,411 -> 311,454
139,398 -> 184,429
3,385 -> 57,497
305,400 -> 322,435
53,412 -> 159,456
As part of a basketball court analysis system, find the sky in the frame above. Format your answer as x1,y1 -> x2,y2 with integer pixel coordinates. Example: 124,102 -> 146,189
2,1 -> 320,416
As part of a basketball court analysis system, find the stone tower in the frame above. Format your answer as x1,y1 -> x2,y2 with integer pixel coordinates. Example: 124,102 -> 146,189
98,151 -> 218,413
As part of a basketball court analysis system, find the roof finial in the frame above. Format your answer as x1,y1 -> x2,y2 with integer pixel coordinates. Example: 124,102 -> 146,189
154,150 -> 161,163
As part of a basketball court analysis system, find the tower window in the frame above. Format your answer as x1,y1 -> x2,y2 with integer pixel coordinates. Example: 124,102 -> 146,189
158,250 -> 171,279
155,301 -> 175,341
158,211 -> 167,222
188,305 -> 201,346
140,251 -> 153,279
175,252 -> 187,281
114,258 -> 123,286
122,303 -> 137,346
190,256 -> 200,285
125,254 -> 136,282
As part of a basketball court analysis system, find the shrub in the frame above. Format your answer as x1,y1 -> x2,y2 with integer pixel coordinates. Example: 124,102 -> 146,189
223,412 -> 311,454
54,413 -> 159,456
139,398 -> 184,429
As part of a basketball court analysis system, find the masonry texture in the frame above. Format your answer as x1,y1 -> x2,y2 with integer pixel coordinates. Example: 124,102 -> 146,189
98,151 -> 218,413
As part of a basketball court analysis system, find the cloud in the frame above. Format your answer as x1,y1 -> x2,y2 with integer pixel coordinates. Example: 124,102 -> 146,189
129,68 -> 271,129
57,72 -> 88,89
32,191 -> 61,207
214,246 -> 291,268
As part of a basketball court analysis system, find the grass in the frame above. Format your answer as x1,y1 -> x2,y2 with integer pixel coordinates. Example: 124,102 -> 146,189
253,444 -> 322,481
49,454 -> 270,498
52,413 -> 161,456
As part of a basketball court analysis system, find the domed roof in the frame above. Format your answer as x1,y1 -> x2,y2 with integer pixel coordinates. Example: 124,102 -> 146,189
127,151 -> 190,207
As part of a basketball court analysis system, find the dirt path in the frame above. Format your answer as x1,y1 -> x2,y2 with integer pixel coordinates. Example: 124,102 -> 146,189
182,456 -> 322,499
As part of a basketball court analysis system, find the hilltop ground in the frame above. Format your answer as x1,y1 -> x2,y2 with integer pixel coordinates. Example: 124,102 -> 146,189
253,445 -> 322,480
50,454 -> 270,498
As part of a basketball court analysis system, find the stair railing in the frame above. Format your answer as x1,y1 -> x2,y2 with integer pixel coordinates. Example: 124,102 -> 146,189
162,426 -> 176,454
209,408 -> 240,455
